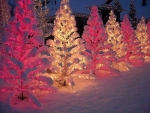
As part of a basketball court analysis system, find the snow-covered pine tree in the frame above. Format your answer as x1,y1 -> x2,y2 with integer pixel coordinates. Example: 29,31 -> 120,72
105,10 -> 124,57
106,10 -> 131,71
121,15 -> 144,66
46,0 -> 87,88
82,6 -> 119,77
0,0 -> 53,107
35,0 -> 53,38
128,0 -> 137,29
0,0 -> 11,41
135,17 -> 150,62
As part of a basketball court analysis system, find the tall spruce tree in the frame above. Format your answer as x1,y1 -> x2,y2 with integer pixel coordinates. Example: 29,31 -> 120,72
128,0 -> 137,29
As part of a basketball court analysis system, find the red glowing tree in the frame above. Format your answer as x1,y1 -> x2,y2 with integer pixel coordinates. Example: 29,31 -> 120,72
0,0 -> 53,107
120,15 -> 144,66
82,6 -> 119,77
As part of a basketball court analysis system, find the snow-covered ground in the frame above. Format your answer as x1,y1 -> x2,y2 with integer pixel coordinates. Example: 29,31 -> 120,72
1,63 -> 150,113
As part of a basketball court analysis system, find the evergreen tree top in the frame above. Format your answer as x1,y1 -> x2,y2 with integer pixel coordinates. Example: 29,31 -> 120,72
138,17 -> 146,26
128,0 -> 136,19
129,0 -> 136,10
61,0 -> 69,4
90,5 -> 99,16
108,10 -> 117,22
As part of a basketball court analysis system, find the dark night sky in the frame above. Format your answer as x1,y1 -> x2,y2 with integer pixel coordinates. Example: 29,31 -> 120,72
8,0 -> 150,19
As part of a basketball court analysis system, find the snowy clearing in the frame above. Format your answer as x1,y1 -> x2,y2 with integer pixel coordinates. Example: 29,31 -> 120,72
1,63 -> 150,113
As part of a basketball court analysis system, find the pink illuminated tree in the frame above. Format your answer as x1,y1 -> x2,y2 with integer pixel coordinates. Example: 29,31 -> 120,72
0,0 -> 53,107
82,6 -> 119,77
120,15 -> 144,66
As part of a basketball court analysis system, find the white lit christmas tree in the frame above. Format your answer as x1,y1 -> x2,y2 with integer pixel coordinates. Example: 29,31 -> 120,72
82,6 -> 119,77
106,10 -> 130,71
35,0 -> 53,38
147,21 -> 150,39
135,17 -> 150,62
105,10 -> 125,58
121,15 -> 144,66
0,0 -> 11,41
46,0 -> 86,88
0,0 -> 53,107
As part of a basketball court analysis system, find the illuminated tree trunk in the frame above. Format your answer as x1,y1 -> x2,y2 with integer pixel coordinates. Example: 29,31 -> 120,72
62,44 -> 68,77
20,79 -> 25,100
